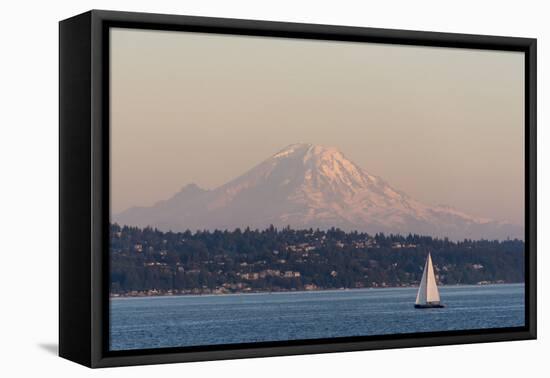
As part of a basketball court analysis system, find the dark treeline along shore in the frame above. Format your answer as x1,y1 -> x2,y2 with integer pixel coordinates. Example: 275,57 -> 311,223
110,224 -> 524,296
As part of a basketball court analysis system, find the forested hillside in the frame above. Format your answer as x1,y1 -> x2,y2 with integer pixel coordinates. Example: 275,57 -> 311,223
110,224 -> 524,296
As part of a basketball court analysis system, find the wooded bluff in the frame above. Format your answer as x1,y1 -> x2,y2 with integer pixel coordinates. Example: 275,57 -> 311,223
110,224 -> 524,295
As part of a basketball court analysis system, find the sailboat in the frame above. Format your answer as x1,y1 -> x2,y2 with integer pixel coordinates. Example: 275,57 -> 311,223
415,252 -> 445,308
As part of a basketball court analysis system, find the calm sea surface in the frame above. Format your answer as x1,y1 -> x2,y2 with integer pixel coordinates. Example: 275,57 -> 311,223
110,284 -> 524,351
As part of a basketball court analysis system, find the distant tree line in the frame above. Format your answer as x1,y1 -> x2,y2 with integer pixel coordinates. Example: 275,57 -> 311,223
110,224 -> 524,295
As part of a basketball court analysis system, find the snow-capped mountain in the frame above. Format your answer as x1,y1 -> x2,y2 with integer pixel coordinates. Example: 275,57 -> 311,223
114,143 -> 523,240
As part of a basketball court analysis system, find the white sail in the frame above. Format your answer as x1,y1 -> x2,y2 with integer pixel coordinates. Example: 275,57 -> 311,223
415,252 -> 441,305
415,258 -> 428,304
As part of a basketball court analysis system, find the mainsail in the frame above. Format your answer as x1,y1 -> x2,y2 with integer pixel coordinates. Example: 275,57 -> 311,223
415,252 -> 441,305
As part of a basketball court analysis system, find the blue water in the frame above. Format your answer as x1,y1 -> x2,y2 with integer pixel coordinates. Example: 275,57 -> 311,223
110,284 -> 524,351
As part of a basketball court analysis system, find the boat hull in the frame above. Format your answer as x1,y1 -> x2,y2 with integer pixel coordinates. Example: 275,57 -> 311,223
414,303 -> 445,309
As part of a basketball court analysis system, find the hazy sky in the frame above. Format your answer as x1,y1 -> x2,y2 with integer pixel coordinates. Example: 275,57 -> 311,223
110,28 -> 524,225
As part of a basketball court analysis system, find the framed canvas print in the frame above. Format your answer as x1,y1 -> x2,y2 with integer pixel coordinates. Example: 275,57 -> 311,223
59,10 -> 537,368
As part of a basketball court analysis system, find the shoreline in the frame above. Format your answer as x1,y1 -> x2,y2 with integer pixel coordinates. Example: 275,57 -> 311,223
110,281 -> 523,300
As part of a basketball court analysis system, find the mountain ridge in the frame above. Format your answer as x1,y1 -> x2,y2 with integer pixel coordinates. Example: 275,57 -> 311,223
114,143 -> 523,240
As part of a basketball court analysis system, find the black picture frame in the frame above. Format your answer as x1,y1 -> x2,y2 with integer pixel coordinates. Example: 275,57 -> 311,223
59,9 -> 537,368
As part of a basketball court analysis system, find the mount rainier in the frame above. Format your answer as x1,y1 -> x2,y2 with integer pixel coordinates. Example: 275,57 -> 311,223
114,143 -> 523,240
